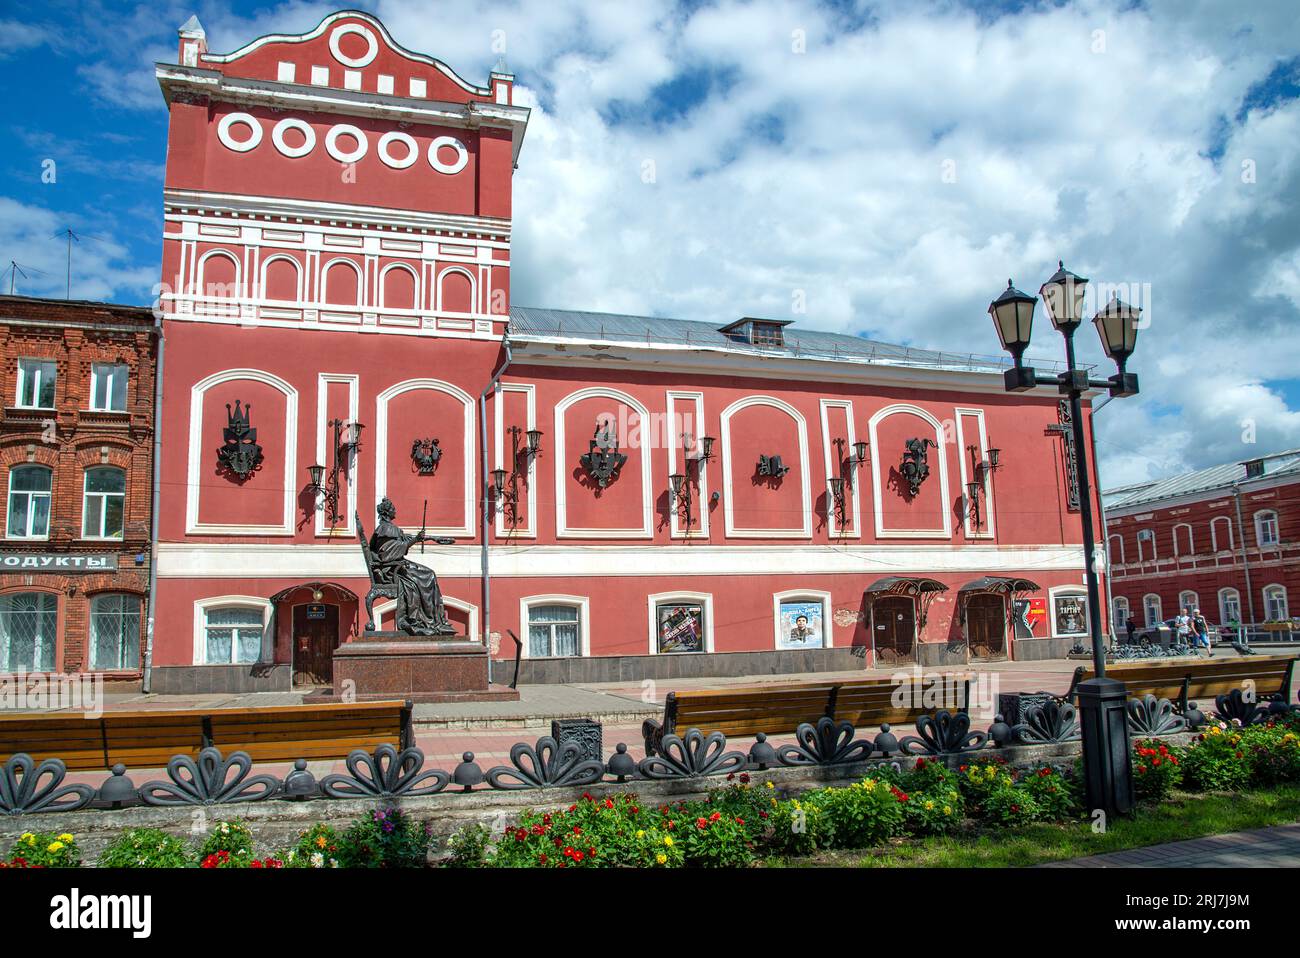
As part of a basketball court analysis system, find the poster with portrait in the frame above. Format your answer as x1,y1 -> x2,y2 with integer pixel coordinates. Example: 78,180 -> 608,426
657,603 -> 705,653
778,600 -> 825,649
1053,594 -> 1088,637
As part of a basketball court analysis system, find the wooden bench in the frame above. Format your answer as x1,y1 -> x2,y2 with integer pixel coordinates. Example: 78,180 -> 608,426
641,676 -> 971,755
0,699 -> 414,771
1061,655 -> 1297,714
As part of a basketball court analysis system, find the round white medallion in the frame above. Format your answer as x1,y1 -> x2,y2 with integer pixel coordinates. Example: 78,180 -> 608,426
329,23 -> 378,68
427,135 -> 469,175
325,124 -> 369,164
377,131 -> 418,169
271,118 -> 316,158
216,113 -> 262,153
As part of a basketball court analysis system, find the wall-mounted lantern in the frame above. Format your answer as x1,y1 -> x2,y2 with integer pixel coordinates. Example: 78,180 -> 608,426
828,475 -> 847,528
757,454 -> 790,478
306,418 -> 363,526
217,400 -> 264,479
580,420 -> 627,488
411,437 -> 442,474
964,479 -> 984,528
900,437 -> 935,496
496,425 -> 544,528
668,433 -> 714,531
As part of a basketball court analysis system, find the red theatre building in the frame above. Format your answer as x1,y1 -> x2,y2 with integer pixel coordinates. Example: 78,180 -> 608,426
1104,449 -> 1300,636
149,11 -> 1105,693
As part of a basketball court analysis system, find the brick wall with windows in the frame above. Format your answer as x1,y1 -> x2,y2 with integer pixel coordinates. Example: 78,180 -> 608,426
0,295 -> 157,678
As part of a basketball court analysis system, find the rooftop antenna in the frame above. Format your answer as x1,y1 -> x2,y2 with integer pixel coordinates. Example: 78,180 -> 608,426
6,261 -> 46,296
55,227 -> 80,298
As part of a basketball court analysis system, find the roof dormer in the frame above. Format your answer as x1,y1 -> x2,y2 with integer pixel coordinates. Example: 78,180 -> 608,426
718,317 -> 792,347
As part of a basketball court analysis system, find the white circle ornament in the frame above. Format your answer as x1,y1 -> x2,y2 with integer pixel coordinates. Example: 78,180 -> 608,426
325,124 -> 369,164
271,118 -> 316,158
329,23 -> 378,68
217,113 -> 263,153
377,131 -> 419,169
427,135 -> 469,175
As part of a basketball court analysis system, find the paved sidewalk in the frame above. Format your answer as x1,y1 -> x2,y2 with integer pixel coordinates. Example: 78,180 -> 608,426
1042,823 -> 1300,868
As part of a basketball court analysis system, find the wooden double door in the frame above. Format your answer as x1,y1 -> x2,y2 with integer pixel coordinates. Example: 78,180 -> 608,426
292,604 -> 340,687
966,593 -> 1008,661
872,597 -> 916,665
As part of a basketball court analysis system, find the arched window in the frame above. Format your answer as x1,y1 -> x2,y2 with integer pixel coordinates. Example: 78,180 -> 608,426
83,466 -> 126,539
323,260 -> 361,306
6,465 -> 52,539
1178,590 -> 1200,614
1264,584 -> 1289,622
1107,533 -> 1124,565
379,264 -> 418,310
1255,510 -> 1280,547
90,593 -> 141,670
1211,515 -> 1233,552
1112,596 -> 1131,630
261,256 -> 300,302
198,251 -> 240,298
1173,523 -> 1194,556
0,592 -> 56,672
438,268 -> 474,314
1136,528 -> 1156,562
1143,593 -> 1163,626
1218,587 -> 1242,625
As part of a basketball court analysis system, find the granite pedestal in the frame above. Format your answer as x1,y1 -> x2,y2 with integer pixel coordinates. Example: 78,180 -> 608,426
331,634 -> 519,703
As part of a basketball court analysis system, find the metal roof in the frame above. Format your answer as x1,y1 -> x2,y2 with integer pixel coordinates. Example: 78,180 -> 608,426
1103,448 -> 1300,511
507,306 -> 1067,375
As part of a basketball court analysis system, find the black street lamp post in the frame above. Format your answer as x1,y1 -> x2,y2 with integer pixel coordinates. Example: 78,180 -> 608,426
988,262 -> 1142,819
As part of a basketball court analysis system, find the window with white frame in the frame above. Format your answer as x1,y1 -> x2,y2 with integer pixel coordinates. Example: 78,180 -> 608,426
1219,588 -> 1242,625
1107,534 -> 1124,565
1256,510 -> 1280,547
0,592 -> 57,672
203,606 -> 264,664
1178,590 -> 1200,614
90,593 -> 141,670
527,604 -> 581,657
1211,515 -> 1233,552
15,359 -> 55,409
89,364 -> 128,412
1136,528 -> 1155,561
82,467 -> 125,539
1264,585 -> 1289,622
1113,596 -> 1131,630
654,601 -> 706,653
6,465 -> 51,539
1144,593 -> 1163,626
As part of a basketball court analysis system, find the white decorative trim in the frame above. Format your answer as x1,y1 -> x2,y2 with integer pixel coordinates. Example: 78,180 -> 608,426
377,262 -> 420,310
493,382 -> 537,538
1218,586 -> 1241,623
818,399 -> 860,538
1211,515 -> 1234,552
186,369 -> 298,535
258,254 -> 303,302
374,379 -> 475,537
436,266 -> 477,312
1172,522 -> 1195,556
1254,508 -> 1280,548
868,403 -> 952,539
377,131 -> 419,170
192,595 -> 272,665
324,124 -> 368,164
519,594 -> 590,659
954,407 -> 995,540
271,117 -> 315,158
554,387 -> 654,539
315,374 -> 359,538
1107,533 -> 1124,565
1263,582 -> 1289,620
647,591 -> 715,654
319,257 -> 363,308
195,249 -> 242,297
772,589 -> 834,649
719,395 -> 812,538
373,596 -> 480,641
1141,592 -> 1163,627
1049,584 -> 1091,639
328,23 -> 378,68
666,391 -> 709,539
217,112 -> 262,153
428,135 -> 469,175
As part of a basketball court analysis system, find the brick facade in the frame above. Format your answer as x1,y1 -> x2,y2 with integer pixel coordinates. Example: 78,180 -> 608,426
0,295 -> 157,678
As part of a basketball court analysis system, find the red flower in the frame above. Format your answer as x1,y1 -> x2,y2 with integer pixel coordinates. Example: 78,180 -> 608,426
573,850 -> 585,862
603,798 -> 615,810
696,817 -> 709,829
1010,804 -> 1021,813
538,853 -> 548,864
739,773 -> 751,784
710,811 -> 721,822
915,758 -> 926,769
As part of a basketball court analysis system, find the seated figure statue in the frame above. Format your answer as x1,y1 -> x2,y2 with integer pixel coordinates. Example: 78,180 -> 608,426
366,497 -> 456,636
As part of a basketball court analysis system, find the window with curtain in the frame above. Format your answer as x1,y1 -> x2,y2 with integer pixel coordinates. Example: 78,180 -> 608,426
15,359 -> 55,409
1257,511 -> 1280,547
204,606 -> 264,664
1144,594 -> 1163,626
0,592 -> 57,672
527,604 -> 580,657
1219,588 -> 1241,625
83,467 -> 126,539
6,465 -> 51,538
90,364 -> 129,412
90,593 -> 141,670
1264,586 -> 1289,622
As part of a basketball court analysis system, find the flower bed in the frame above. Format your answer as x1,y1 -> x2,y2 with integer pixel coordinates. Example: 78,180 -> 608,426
8,714 -> 1300,868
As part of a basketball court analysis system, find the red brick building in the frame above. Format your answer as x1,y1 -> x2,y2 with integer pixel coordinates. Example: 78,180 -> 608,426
1103,448 -> 1300,636
0,295 -> 158,681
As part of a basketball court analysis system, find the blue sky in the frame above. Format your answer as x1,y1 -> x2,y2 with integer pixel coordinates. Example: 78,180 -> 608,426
2,0 -> 1299,487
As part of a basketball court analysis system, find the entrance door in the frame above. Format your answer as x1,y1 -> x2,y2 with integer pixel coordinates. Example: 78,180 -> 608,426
873,596 -> 916,665
967,593 -> 1007,661
292,604 -> 339,686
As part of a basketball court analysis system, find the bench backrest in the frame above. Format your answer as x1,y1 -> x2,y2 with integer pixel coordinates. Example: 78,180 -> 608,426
0,700 -> 412,771
668,676 -> 968,737
1069,655 -> 1297,707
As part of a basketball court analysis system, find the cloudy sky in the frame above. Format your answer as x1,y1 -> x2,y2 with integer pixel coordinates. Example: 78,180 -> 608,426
1,0 -> 1298,489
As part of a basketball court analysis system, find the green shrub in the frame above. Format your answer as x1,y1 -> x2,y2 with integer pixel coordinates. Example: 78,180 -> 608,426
1182,725 -> 1252,791
813,777 -> 906,848
198,820 -> 254,868
1020,766 -> 1080,820
4,830 -> 81,868
338,806 -> 432,868
281,823 -> 343,868
1241,723 -> 1300,785
979,785 -> 1040,826
444,823 -> 490,867
97,828 -> 192,869
903,787 -> 963,835
957,755 -> 1014,812
1132,739 -> 1183,801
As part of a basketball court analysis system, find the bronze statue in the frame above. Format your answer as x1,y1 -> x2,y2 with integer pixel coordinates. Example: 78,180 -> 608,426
357,497 -> 456,636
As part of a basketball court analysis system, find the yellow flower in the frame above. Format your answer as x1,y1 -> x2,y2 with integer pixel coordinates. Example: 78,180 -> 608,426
765,781 -> 775,790
656,853 -> 667,865
943,806 -> 952,815
57,833 -> 74,843
315,835 -> 327,848
20,833 -> 34,844
48,841 -> 64,853
663,836 -> 674,847
635,830 -> 646,839
923,800 -> 935,811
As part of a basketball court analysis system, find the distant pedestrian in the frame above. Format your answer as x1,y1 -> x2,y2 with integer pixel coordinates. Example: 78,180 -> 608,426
1125,616 -> 1136,645
1192,608 -> 1211,654
1176,607 -> 1193,646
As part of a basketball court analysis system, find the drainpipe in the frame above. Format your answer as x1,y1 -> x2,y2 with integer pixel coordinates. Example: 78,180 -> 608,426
1232,483 -> 1257,626
1089,394 -> 1114,641
141,314 -> 165,693
478,339 -> 512,684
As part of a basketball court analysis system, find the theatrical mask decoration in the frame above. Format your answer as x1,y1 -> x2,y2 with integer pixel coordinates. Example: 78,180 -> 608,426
579,420 -> 627,488
757,454 -> 791,478
356,497 -> 457,636
900,437 -> 936,497
216,400 -> 263,479
411,438 -> 442,475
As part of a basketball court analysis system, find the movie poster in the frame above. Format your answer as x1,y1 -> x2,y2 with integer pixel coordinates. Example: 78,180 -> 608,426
1053,594 -> 1088,636
1012,598 -> 1047,638
657,603 -> 705,653
778,600 -> 825,649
